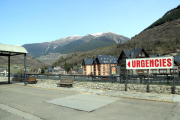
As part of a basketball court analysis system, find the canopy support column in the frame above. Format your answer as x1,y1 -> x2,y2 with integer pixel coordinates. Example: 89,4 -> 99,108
24,53 -> 27,85
8,55 -> 10,84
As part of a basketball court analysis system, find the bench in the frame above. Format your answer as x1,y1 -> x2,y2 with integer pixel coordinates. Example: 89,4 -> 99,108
57,79 -> 74,87
27,77 -> 37,84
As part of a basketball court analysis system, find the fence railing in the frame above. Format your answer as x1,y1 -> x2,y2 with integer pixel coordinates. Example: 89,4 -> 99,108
1,73 -> 179,86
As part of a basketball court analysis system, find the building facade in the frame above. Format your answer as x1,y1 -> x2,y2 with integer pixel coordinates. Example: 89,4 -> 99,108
117,48 -> 149,76
82,59 -> 94,75
82,55 -> 118,76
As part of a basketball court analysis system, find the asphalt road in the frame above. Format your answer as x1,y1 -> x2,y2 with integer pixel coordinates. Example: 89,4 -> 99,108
0,83 -> 180,120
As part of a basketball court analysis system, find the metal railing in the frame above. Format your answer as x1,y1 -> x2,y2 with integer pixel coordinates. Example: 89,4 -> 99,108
1,73 -> 178,85
1,73 -> 179,94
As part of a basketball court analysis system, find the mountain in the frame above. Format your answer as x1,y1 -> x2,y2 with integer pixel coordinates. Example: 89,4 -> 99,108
23,32 -> 129,58
130,5 -> 180,55
23,35 -> 81,58
51,5 -> 180,67
36,53 -> 67,65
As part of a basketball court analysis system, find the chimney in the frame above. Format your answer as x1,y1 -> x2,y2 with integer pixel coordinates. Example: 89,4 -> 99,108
130,51 -> 134,58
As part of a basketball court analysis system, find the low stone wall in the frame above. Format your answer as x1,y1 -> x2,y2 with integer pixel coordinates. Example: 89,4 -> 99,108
37,79 -> 61,84
12,78 -> 61,84
73,81 -> 180,94
11,78 -> 180,95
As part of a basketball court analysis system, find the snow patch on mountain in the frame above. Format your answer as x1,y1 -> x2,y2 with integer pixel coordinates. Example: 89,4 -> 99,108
89,33 -> 103,37
62,35 -> 82,40
87,32 -> 123,37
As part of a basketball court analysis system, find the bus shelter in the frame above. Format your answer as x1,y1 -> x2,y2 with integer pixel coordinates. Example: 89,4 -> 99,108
0,44 -> 28,85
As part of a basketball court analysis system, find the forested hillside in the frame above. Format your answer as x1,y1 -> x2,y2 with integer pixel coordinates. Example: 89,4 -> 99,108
0,54 -> 45,73
145,5 -> 180,30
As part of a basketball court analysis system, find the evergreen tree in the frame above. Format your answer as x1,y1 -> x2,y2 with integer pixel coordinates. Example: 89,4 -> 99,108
64,62 -> 70,73
41,69 -> 45,74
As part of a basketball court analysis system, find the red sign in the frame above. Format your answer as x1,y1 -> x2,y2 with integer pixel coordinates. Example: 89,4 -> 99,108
126,57 -> 174,69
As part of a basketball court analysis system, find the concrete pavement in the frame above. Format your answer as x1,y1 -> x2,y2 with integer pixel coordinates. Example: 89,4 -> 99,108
0,81 -> 180,120
10,80 -> 180,104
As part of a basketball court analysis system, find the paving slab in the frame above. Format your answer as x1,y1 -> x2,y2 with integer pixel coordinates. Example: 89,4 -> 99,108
45,94 -> 120,112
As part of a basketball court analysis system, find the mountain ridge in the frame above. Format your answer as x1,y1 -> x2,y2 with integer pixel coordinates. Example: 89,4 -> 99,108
23,32 -> 130,58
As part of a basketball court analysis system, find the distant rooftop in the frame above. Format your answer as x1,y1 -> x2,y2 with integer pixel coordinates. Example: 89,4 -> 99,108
83,59 -> 94,65
96,55 -> 118,64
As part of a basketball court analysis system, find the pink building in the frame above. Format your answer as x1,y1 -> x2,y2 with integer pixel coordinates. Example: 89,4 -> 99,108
82,55 -> 118,76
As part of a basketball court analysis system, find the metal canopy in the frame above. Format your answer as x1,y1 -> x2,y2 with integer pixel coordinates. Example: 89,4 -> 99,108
0,43 -> 28,85
0,44 -> 28,56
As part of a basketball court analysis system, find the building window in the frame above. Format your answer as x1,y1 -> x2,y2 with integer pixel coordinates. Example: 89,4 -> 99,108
171,69 -> 177,73
139,53 -> 141,56
142,53 -> 145,57
160,70 -> 167,73
152,70 -> 157,73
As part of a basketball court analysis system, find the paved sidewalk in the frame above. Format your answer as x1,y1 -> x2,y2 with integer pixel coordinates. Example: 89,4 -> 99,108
1,81 -> 180,120
9,81 -> 180,104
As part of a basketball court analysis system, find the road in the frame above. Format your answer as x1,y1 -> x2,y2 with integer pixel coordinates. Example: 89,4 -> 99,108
0,83 -> 180,120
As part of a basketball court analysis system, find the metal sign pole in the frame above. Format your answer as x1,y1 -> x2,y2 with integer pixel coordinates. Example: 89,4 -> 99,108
173,67 -> 175,94
8,55 -> 10,84
147,69 -> 149,92
24,54 -> 27,86
125,69 -> 127,91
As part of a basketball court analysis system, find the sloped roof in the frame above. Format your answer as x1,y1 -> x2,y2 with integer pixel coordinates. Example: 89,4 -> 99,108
48,67 -> 52,70
133,48 -> 143,57
149,54 -> 168,58
0,44 -> 28,54
123,50 -> 131,58
83,59 -> 93,65
123,48 -> 142,58
95,55 -> 118,64
174,56 -> 180,63
77,69 -> 82,73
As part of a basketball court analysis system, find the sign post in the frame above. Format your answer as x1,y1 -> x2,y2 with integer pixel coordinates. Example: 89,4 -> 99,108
125,69 -> 127,91
173,67 -> 175,94
147,69 -> 149,92
126,57 -> 174,93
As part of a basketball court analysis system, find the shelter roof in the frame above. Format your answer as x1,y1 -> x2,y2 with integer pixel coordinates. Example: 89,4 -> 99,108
0,44 -> 28,55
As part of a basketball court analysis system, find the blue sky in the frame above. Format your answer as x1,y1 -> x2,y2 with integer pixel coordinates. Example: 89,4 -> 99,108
0,0 -> 179,46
